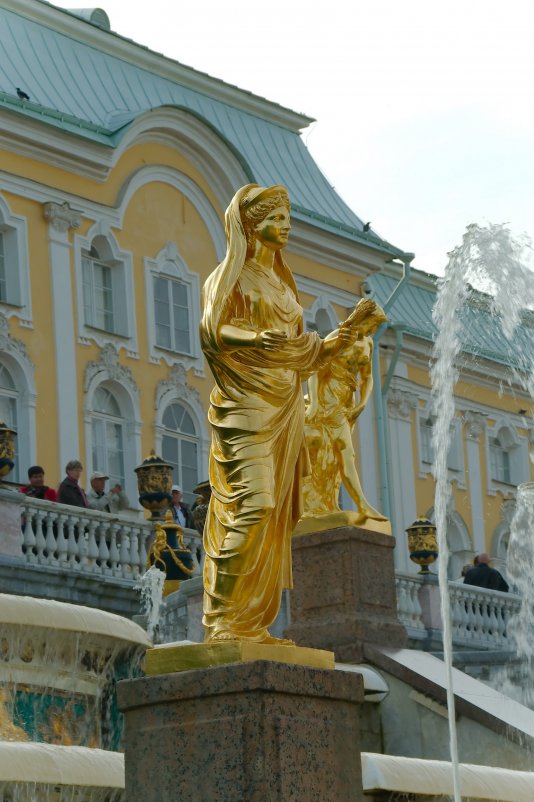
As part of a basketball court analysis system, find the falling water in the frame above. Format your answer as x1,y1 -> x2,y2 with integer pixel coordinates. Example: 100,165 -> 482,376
134,565 -> 166,641
431,224 -> 534,802
499,482 -> 534,706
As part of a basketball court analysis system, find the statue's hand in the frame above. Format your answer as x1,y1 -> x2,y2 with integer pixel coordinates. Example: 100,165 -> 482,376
256,328 -> 288,351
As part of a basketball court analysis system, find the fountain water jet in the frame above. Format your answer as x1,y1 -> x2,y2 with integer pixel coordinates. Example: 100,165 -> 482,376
431,223 -> 534,801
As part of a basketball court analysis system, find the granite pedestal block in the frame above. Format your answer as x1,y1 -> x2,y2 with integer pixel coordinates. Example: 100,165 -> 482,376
285,524 -> 407,662
117,659 -> 364,802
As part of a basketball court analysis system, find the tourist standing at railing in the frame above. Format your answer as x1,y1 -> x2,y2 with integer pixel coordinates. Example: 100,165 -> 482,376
57,460 -> 89,507
463,553 -> 509,593
87,471 -> 130,514
21,465 -> 57,501
169,485 -> 193,528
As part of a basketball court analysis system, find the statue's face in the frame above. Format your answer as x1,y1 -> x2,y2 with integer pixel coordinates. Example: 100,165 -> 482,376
253,205 -> 291,250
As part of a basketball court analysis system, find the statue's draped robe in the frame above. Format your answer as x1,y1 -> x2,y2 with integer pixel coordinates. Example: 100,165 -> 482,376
201,259 -> 322,641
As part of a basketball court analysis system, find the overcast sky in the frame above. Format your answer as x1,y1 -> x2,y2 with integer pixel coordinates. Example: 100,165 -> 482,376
53,0 -> 534,276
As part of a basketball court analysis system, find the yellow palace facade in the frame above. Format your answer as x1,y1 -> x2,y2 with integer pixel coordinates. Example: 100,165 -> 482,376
1,0 -> 531,578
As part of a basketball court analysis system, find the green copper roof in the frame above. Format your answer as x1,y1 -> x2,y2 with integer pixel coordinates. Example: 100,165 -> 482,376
0,2 -> 406,259
367,271 -> 534,370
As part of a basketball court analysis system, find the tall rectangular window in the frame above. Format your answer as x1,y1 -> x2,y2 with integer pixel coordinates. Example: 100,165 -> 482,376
154,277 -> 190,354
83,251 -> 114,332
91,418 -> 125,487
490,437 -> 511,484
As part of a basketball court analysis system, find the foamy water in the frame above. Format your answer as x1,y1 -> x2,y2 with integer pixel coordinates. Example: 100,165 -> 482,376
431,224 -> 534,801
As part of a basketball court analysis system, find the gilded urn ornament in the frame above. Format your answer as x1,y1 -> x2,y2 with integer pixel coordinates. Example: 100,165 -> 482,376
0,421 -> 16,478
146,510 -> 195,597
135,450 -> 173,521
406,516 -> 438,574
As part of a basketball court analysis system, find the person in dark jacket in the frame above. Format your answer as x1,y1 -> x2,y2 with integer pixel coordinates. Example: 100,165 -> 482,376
169,484 -> 192,528
21,465 -> 57,501
58,460 -> 88,507
463,553 -> 509,592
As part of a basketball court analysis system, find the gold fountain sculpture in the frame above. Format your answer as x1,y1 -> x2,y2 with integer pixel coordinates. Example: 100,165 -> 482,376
199,184 -> 389,646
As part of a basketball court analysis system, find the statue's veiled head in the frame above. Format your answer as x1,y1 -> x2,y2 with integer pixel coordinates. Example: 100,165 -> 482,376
239,185 -> 291,254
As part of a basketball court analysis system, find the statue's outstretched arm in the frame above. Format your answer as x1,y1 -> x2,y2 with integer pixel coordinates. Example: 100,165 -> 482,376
219,324 -> 287,351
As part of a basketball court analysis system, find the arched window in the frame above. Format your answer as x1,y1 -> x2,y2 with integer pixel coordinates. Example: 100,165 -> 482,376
161,402 -> 199,503
91,386 -> 125,486
0,363 -> 18,480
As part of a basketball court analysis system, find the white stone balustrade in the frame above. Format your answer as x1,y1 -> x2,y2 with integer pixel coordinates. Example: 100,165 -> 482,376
0,489 -> 203,583
448,581 -> 520,650
396,572 -> 521,651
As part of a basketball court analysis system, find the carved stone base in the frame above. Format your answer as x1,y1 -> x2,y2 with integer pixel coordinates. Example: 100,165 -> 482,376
285,524 -> 407,662
118,660 -> 364,802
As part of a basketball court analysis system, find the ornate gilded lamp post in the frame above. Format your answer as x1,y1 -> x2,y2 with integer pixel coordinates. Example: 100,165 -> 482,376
0,422 -> 17,479
406,516 -> 438,574
134,450 -> 173,522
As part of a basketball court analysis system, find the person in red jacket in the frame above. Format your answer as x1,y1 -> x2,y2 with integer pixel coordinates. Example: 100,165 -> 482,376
21,465 -> 57,501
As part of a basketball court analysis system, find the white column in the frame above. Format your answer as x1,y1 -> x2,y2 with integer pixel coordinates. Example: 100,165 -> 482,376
464,410 -> 487,554
387,388 -> 418,571
356,399 -> 380,512
43,202 -> 81,475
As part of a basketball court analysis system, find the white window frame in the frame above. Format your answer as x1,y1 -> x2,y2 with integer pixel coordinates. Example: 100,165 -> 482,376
0,194 -> 32,327
154,365 -> 210,499
90,386 -> 126,487
485,418 -> 529,495
145,242 -> 202,371
0,312 -> 36,482
75,222 -> 137,355
84,347 -> 142,510
160,402 -> 200,505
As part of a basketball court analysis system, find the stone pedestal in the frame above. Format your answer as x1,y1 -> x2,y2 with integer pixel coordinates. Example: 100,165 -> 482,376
117,660 -> 364,802
285,525 -> 407,662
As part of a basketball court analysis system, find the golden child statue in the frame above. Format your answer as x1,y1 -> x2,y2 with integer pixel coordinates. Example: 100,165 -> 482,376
200,184 -> 358,643
300,299 -> 389,529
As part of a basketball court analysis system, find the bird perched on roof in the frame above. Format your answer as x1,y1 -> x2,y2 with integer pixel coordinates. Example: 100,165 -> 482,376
16,87 -> 30,101
363,221 -> 371,232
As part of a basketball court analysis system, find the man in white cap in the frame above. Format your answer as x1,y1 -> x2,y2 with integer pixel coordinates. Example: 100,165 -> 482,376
170,484 -> 192,528
87,471 -> 130,514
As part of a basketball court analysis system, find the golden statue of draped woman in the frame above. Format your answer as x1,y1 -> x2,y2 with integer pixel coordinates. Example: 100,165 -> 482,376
300,299 -> 389,529
200,184 -> 359,643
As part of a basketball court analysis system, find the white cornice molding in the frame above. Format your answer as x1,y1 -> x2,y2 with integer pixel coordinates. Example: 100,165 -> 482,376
0,109 -> 113,181
3,0 -> 312,132
288,222 -> 396,275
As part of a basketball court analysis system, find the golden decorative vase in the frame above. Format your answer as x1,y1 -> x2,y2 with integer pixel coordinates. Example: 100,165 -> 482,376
406,516 -> 438,574
0,421 -> 17,478
146,510 -> 195,596
135,450 -> 173,521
